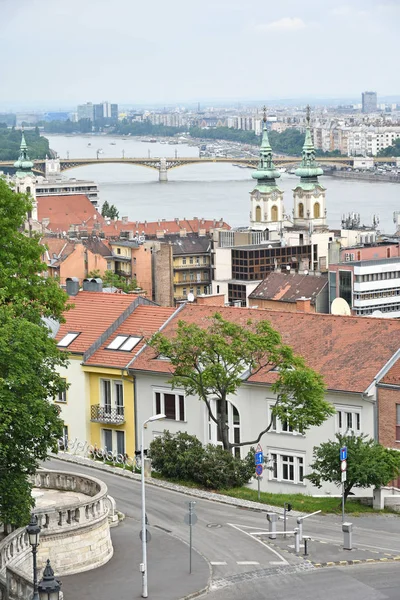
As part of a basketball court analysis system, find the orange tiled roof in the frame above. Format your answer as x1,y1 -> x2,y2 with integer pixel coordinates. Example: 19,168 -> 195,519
84,305 -> 176,368
38,195 -> 106,232
56,291 -> 138,354
130,304 -> 400,393
101,218 -> 230,238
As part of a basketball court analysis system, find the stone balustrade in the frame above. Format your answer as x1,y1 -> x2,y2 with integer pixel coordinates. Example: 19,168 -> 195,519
0,469 -> 114,600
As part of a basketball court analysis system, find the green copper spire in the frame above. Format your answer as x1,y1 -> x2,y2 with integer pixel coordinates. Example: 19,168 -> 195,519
252,106 -> 281,187
14,131 -> 34,177
295,105 -> 323,182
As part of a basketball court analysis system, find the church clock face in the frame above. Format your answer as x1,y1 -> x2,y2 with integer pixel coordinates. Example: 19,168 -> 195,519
271,191 -> 277,200
313,189 -> 319,197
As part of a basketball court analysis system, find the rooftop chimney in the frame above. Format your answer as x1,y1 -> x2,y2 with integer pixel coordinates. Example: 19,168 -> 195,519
179,229 -> 187,237
296,297 -> 312,313
121,216 -> 129,224
83,277 -> 103,292
66,277 -> 79,296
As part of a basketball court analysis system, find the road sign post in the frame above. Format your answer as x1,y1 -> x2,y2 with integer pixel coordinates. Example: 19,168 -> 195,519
340,447 -> 347,522
184,501 -> 197,574
254,446 -> 264,500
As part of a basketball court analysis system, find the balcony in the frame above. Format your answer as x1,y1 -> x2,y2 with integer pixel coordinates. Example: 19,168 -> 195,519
91,404 -> 125,424
174,263 -> 209,270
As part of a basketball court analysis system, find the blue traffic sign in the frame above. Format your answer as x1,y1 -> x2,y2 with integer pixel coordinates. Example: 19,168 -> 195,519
340,446 -> 347,461
255,451 -> 264,465
255,464 -> 263,476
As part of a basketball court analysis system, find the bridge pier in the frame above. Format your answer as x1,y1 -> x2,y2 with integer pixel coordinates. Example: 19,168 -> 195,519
159,158 -> 168,182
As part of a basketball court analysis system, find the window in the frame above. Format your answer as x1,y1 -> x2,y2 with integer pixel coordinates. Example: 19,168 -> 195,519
106,335 -> 142,351
269,451 -> 305,484
314,202 -> 320,218
56,378 -> 67,403
102,380 -> 112,414
116,431 -> 125,456
271,205 -> 278,222
117,248 -> 121,255
107,261 -> 112,270
268,402 -> 298,435
208,399 -> 241,457
103,429 -> 113,451
102,429 -> 125,457
336,405 -> 361,435
115,382 -> 124,415
396,405 -> 400,441
60,425 -> 69,450
189,256 -> 194,264
154,390 -> 185,421
339,270 -> 352,307
298,202 -> 304,218
57,332 -> 80,347
255,205 -> 261,221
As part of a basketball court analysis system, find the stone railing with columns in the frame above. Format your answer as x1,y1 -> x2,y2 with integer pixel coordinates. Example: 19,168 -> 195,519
0,469 -> 114,600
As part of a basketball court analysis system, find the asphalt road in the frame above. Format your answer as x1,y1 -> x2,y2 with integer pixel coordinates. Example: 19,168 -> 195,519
45,458 -> 400,599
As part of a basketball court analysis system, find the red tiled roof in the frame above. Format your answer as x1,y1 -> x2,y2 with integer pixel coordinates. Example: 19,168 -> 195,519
130,304 -> 400,393
249,272 -> 328,304
85,305 -> 176,368
101,218 -> 230,238
381,361 -> 400,386
56,292 -> 138,354
38,195 -> 106,233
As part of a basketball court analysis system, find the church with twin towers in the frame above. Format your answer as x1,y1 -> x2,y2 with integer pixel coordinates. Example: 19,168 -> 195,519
249,107 -> 327,236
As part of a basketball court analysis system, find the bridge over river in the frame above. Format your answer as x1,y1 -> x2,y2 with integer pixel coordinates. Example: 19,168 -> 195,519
0,155 -> 394,182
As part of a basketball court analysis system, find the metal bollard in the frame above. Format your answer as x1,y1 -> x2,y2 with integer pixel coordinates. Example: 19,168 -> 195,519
294,527 -> 300,553
266,512 -> 278,539
303,535 -> 311,556
297,517 -> 303,543
342,522 -> 353,550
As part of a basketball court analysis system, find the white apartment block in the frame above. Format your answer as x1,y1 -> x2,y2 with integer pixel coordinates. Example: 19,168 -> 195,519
312,120 -> 400,156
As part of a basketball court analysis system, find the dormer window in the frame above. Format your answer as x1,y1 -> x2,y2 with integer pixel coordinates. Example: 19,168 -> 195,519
106,335 -> 141,351
57,332 -> 80,347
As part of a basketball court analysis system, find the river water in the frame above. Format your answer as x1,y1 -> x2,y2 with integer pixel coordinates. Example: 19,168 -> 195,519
46,134 -> 400,234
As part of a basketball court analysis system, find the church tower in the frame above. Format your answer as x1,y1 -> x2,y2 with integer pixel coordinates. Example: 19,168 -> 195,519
250,108 -> 284,232
293,106 -> 326,228
13,132 -> 37,221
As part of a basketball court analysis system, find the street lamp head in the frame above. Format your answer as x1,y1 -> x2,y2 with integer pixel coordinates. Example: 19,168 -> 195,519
26,513 -> 41,547
38,559 -> 61,600
148,413 -> 166,423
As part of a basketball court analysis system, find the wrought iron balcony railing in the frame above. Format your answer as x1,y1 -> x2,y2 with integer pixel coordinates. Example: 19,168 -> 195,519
90,404 -> 125,424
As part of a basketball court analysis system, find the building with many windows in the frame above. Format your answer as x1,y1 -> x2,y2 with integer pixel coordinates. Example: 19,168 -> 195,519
362,91 -> 378,114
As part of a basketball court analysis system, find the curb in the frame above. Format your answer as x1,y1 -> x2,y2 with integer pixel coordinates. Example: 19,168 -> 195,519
313,556 -> 400,568
178,584 -> 210,600
49,452 -> 304,516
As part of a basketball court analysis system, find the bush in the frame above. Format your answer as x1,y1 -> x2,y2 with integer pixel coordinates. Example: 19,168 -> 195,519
149,431 -> 255,489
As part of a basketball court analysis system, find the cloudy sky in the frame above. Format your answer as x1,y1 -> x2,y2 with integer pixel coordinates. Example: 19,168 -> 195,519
1,0 -> 398,108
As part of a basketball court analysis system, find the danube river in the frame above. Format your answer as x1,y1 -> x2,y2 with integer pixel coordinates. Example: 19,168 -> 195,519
46,134 -> 400,234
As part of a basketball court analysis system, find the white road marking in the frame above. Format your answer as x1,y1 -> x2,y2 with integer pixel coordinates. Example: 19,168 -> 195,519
227,523 -> 288,565
313,534 -> 400,554
236,561 -> 260,565
210,562 -> 228,566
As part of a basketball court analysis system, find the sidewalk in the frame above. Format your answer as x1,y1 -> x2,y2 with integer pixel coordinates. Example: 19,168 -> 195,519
62,517 -> 210,600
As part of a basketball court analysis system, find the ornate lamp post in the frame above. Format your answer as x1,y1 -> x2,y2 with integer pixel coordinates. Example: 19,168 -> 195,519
38,559 -> 61,600
140,413 -> 166,598
26,514 -> 41,600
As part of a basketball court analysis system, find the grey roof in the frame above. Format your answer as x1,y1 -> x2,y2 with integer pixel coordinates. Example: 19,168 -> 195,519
109,240 -> 140,248
171,235 -> 211,255
248,271 -> 328,304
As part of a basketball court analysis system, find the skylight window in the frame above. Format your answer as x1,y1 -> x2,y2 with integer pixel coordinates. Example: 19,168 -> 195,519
57,332 -> 80,347
106,335 -> 142,351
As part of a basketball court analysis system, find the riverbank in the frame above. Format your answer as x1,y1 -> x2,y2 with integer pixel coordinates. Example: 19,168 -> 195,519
328,170 -> 400,183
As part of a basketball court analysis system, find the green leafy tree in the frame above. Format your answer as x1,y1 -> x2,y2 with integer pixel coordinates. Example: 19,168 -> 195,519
101,200 -> 119,220
149,312 -> 333,451
0,179 -> 69,526
378,138 -> 400,157
88,269 -> 138,292
306,434 -> 400,503
0,128 -> 51,161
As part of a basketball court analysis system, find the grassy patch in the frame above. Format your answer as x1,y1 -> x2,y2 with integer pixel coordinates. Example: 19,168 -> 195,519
150,473 -> 395,515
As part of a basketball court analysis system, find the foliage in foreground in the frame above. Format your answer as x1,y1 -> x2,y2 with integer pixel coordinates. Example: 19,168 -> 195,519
149,431 -> 255,489
0,180 -> 68,526
306,434 -> 400,503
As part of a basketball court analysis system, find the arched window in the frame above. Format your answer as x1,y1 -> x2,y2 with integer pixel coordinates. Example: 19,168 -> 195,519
314,202 -> 320,218
255,205 -> 262,221
298,202 -> 304,218
209,399 -> 241,458
26,186 -> 31,195
271,205 -> 278,222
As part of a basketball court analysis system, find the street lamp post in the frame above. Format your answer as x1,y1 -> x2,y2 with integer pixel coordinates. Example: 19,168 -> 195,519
141,413 -> 166,598
26,514 -> 41,600
38,559 -> 61,600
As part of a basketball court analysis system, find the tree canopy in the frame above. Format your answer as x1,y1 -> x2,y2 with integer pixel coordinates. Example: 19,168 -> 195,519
378,137 -> 400,157
0,179 -> 69,526
306,434 -> 400,503
0,128 -> 50,161
149,312 -> 333,451
101,200 -> 120,220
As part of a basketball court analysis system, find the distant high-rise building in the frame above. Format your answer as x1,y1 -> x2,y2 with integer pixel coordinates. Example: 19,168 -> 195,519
93,102 -> 119,125
77,102 -> 94,121
362,91 -> 377,113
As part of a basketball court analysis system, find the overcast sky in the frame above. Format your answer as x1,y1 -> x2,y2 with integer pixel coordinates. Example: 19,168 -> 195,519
1,0 -> 398,109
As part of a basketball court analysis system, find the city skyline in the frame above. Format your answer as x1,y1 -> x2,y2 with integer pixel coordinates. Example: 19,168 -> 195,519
1,0 -> 398,106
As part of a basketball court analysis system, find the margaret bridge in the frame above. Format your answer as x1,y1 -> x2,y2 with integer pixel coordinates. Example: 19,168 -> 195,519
0,155 -> 395,182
